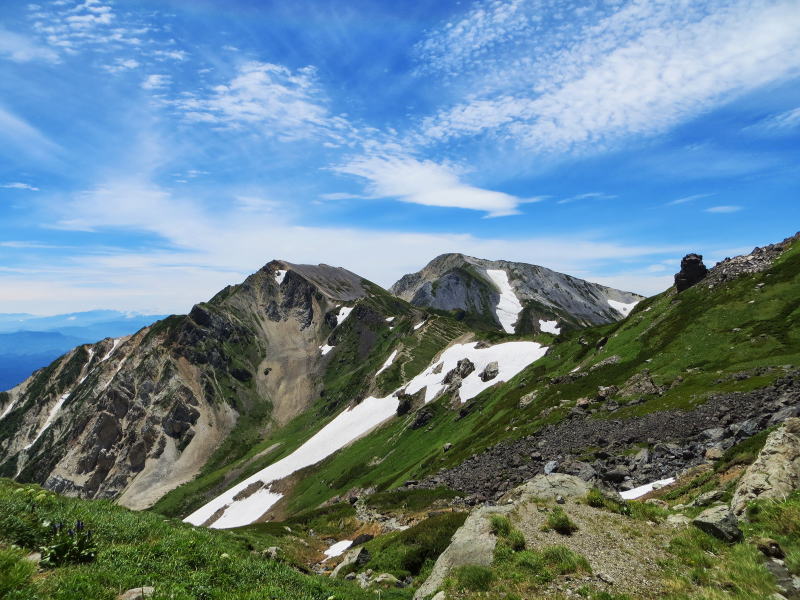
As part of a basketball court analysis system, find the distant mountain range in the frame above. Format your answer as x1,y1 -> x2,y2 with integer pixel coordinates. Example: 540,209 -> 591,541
0,311 -> 166,390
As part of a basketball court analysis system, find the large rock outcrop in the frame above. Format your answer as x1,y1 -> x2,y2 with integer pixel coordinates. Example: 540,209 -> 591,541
732,417 -> 800,516
413,504 -> 513,600
674,254 -> 708,292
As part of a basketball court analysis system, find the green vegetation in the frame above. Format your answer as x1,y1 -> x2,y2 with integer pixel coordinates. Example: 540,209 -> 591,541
747,491 -> 800,575
365,487 -> 461,513
544,507 -> 579,535
0,479 -> 373,600
360,512 -> 468,580
453,564 -> 494,591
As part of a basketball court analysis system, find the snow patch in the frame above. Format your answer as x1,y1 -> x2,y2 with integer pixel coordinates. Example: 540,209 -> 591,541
375,350 -> 398,377
24,391 -> 71,450
320,344 -> 334,356
608,299 -> 639,317
101,338 -> 122,362
538,319 -> 560,334
413,320 -> 426,330
185,339 -> 549,529
275,269 -> 287,285
385,317 -> 395,323
485,269 -> 523,334
0,396 -> 18,421
335,306 -> 353,326
324,540 -> 353,559
619,477 -> 675,500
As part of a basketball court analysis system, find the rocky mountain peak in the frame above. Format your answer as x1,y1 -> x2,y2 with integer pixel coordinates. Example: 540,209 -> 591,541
391,254 -> 643,333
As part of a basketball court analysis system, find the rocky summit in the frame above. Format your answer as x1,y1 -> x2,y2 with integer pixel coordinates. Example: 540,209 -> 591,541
391,253 -> 643,333
1,232 -> 800,600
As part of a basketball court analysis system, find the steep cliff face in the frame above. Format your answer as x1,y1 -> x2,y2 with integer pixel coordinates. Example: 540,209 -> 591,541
0,261 -> 373,509
390,253 -> 643,333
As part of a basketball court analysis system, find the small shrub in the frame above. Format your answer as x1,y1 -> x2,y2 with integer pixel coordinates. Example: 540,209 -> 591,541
587,488 -> 606,508
490,514 -> 511,536
541,545 -> 591,574
546,507 -> 578,535
507,529 -> 526,551
454,565 -> 494,591
514,550 -> 553,583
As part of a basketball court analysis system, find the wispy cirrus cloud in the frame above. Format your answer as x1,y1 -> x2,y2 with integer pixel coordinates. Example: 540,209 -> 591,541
752,107 -> 800,133
557,192 -> 616,205
0,28 -> 59,62
666,193 -> 714,206
0,182 -> 40,191
705,205 -> 742,213
0,105 -> 61,160
413,0 -> 800,154
331,154 -> 532,217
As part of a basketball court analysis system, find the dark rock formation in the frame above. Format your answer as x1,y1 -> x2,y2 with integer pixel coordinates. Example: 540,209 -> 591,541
674,254 -> 708,292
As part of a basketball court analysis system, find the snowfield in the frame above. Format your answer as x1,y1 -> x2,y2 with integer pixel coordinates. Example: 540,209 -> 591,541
485,269 -> 523,334
538,319 -> 560,334
608,299 -> 639,317
184,339 -> 548,529
275,269 -> 287,285
620,477 -> 675,500
402,341 -> 547,404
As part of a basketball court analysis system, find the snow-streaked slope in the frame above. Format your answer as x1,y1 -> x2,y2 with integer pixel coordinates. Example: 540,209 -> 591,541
485,269 -> 523,333
539,319 -> 560,334
619,477 -> 675,500
608,299 -> 639,317
375,350 -> 398,377
185,340 -> 548,529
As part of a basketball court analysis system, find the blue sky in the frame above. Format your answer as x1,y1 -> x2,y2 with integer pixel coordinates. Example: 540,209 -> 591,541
0,0 -> 798,314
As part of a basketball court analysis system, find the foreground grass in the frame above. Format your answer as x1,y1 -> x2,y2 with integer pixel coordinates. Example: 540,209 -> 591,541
0,478 -> 371,600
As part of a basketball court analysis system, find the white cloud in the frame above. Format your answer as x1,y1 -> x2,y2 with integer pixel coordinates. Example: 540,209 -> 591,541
174,61 -> 348,141
1,182 -> 40,191
0,28 -> 59,62
705,205 -> 742,213
414,0 -> 800,153
332,154 -> 526,217
141,74 -> 171,90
